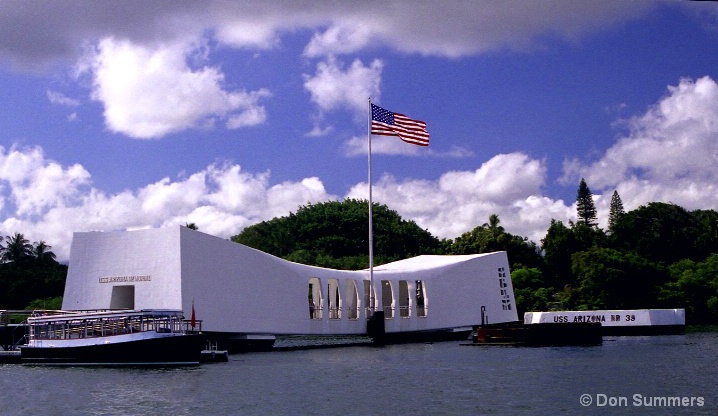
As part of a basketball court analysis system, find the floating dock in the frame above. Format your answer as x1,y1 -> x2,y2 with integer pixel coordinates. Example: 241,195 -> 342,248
469,322 -> 602,346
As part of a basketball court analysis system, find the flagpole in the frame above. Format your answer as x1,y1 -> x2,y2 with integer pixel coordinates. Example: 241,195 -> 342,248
367,97 -> 375,317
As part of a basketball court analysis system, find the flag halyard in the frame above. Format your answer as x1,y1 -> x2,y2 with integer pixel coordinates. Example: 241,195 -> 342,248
370,103 -> 429,146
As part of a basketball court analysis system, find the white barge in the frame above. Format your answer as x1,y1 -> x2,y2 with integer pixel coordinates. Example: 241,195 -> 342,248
524,309 -> 686,336
62,226 -> 519,351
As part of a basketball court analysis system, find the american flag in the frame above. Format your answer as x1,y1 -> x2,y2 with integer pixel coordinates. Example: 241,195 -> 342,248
371,103 -> 429,146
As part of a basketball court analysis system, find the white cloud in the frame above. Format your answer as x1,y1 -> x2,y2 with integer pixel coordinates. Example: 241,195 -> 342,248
0,146 -> 337,261
304,24 -> 373,58
344,136 -> 424,157
562,76 -> 718,219
301,1 -> 654,58
303,56 -> 383,114
344,136 -> 472,158
345,152 -> 567,242
0,146 -> 91,216
1,1 -> 661,140
0,145 -> 572,262
305,124 -> 334,138
84,37 -> 270,139
0,1 -> 656,69
47,90 -> 80,107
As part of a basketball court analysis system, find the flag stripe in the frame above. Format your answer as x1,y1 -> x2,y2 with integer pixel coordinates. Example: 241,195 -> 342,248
370,103 -> 429,146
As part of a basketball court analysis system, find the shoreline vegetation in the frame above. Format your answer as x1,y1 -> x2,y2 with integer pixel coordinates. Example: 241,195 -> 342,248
2,180 -> 717,325
685,325 -> 718,333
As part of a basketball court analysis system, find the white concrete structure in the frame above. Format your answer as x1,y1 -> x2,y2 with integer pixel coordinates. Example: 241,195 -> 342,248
524,309 -> 685,335
524,309 -> 685,326
63,226 -> 517,341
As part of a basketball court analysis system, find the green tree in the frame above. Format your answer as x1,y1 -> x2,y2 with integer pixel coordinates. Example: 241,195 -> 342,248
659,254 -> 718,324
692,209 -> 718,260
32,241 -> 57,265
541,219 -> 576,289
608,190 -> 625,231
448,214 -> 543,270
572,247 -> 664,310
576,178 -> 598,227
541,220 -> 605,290
511,267 -> 553,315
610,202 -> 703,265
1,233 -> 34,264
233,199 -> 440,269
0,261 -> 67,309
26,296 -> 63,310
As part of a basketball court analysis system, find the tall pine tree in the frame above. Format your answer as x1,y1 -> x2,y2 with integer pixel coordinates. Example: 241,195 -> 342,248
608,190 -> 625,231
576,178 -> 597,227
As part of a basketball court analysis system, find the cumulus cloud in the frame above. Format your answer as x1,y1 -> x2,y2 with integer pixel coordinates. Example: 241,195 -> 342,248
0,145 -> 574,262
304,24 -> 374,58
0,146 -> 91,217
0,146 -> 337,261
84,37 -> 271,139
345,153 -> 567,242
303,56 -> 383,114
0,1 -> 659,140
562,76 -> 718,221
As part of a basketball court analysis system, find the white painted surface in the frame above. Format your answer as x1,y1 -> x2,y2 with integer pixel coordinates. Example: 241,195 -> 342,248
524,309 -> 686,326
64,226 -> 519,336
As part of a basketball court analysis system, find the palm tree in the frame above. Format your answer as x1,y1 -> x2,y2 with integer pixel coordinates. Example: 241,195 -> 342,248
1,232 -> 34,264
483,214 -> 506,251
485,214 -> 505,237
33,241 -> 57,265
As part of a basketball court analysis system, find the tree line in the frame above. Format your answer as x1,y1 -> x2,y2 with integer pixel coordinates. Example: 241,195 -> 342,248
0,233 -> 66,310
234,183 -> 718,324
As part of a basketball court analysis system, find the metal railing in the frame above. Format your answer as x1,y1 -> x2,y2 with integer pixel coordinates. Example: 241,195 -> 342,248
328,307 -> 341,320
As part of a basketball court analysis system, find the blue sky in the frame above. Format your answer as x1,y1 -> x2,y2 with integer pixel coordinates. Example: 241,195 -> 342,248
1,1 -> 718,261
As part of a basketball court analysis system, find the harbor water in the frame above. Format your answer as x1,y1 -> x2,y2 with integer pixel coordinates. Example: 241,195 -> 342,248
1,331 -> 717,415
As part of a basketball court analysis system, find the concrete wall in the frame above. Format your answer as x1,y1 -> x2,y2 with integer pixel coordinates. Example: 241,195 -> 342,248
63,227 -> 182,311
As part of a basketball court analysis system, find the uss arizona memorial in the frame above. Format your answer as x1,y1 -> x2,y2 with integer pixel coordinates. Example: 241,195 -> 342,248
62,226 -> 518,350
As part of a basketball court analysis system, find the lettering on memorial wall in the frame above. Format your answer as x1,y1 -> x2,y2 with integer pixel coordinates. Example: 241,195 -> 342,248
498,267 -> 512,311
98,275 -> 152,283
552,313 -> 637,323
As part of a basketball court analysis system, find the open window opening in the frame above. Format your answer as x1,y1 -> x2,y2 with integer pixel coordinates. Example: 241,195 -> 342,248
308,277 -> 323,320
415,280 -> 427,317
399,280 -> 411,318
381,280 -> 394,319
346,280 -> 360,320
328,278 -> 341,320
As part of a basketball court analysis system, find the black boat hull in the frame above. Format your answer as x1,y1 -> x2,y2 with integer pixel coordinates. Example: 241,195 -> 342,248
21,333 -> 206,365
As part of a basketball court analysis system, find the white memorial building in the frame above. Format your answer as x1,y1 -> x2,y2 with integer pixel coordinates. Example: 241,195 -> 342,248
62,226 -> 518,350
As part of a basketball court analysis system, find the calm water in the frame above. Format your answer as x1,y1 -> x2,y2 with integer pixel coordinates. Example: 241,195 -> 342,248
1,331 -> 717,415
